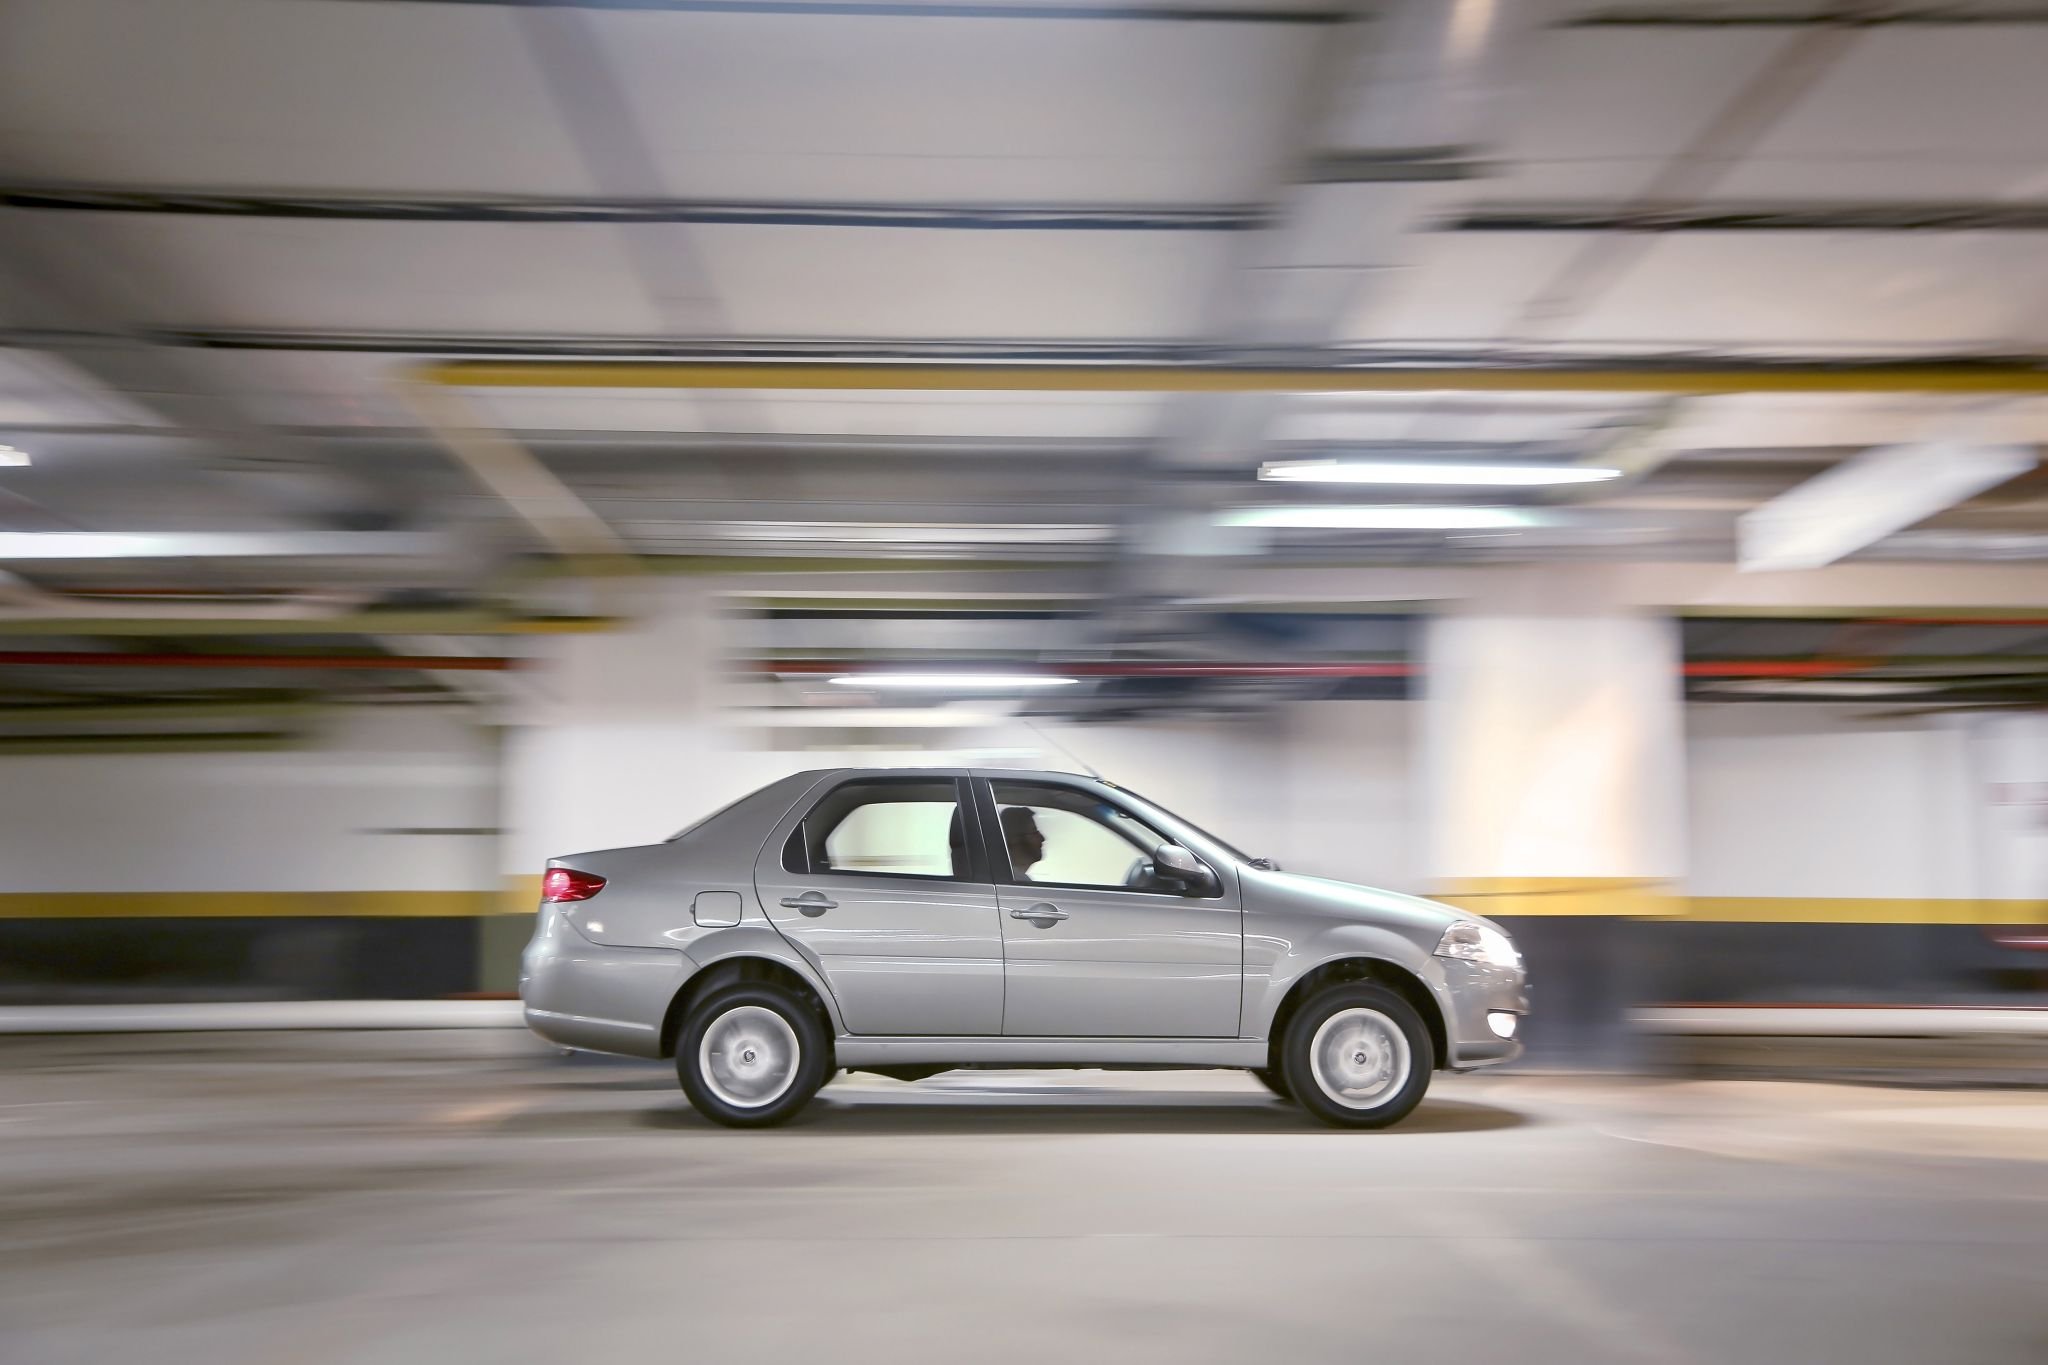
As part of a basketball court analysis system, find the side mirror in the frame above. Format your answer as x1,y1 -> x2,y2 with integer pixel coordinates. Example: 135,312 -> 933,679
1153,843 -> 1216,895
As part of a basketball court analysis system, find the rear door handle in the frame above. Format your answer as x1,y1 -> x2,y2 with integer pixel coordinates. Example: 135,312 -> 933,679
780,892 -> 837,916
1010,903 -> 1068,924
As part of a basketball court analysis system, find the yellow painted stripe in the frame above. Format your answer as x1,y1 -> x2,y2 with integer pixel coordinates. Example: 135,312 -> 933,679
419,361 -> 2048,396
1436,878 -> 1679,919
502,875 -> 542,916
0,891 -> 510,919
1436,880 -> 2048,923
0,888 -> 2040,925
1682,898 -> 2048,925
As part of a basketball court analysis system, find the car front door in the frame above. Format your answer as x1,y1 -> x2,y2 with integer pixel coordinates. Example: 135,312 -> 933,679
754,774 -> 1004,1036
978,776 -> 1242,1038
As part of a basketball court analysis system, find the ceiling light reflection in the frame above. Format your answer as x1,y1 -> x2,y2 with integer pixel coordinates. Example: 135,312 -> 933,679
827,674 -> 1080,690
1260,459 -> 1619,486
1219,506 -> 1538,530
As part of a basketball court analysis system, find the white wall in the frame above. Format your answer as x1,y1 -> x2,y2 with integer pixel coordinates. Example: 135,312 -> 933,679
13,662 -> 2034,912
1969,712 -> 2048,902
1042,702 -> 2040,904
1268,702 -> 1419,891
1685,705 -> 2047,902
502,586 -> 2043,907
0,709 -> 498,894
499,586 -> 1425,892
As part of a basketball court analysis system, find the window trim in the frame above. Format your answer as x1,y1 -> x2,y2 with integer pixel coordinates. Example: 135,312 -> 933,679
782,775 -> 988,885
972,776 -> 1223,900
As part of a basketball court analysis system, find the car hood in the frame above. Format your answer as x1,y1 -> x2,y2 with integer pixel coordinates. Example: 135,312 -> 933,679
1242,866 -> 1497,940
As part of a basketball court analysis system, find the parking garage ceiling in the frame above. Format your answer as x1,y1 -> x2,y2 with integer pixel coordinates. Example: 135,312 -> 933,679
2,0 -> 2048,722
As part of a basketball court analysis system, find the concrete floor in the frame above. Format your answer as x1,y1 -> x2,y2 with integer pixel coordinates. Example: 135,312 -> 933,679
2,1034 -> 2044,1365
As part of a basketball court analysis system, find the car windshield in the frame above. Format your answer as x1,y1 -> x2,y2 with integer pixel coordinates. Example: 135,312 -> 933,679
1103,783 -> 1252,864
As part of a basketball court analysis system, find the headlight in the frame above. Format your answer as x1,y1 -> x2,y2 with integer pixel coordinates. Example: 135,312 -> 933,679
1434,921 -> 1520,969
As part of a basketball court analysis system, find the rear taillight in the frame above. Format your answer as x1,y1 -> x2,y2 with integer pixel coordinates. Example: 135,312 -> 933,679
542,868 -> 606,903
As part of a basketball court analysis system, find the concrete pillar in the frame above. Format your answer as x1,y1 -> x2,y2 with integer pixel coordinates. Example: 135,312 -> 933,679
483,582 -> 786,988
1419,574 -> 1687,1065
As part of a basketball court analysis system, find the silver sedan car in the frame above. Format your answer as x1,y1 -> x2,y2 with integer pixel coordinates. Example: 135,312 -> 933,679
521,768 -> 1526,1128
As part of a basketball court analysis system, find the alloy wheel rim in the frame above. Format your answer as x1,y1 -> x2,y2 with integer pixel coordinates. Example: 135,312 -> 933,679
698,1005 -> 800,1109
1308,1007 -> 1410,1110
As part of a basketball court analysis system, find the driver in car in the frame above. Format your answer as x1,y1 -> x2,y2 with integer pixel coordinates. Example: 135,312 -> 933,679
999,806 -> 1046,880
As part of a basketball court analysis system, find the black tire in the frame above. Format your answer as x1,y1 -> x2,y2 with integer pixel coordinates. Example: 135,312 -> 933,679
1250,1067 -> 1294,1102
676,983 -> 832,1128
1279,982 -> 1433,1130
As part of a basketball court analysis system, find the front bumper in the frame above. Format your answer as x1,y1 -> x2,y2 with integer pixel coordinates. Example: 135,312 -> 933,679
1436,958 -> 1529,1071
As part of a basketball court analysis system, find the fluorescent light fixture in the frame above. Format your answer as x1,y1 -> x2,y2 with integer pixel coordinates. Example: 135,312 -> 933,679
709,522 -> 1111,545
0,444 -> 28,467
733,707 -> 1007,728
1261,459 -> 1619,487
828,673 -> 1078,690
1218,506 -> 1536,531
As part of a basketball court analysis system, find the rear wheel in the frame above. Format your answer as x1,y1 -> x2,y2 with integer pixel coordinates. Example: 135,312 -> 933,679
1280,983 -> 1432,1129
677,983 -> 830,1128
1250,1067 -> 1294,1102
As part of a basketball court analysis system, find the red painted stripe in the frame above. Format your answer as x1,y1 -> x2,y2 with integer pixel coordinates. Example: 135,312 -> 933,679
1655,1002 -> 2048,1011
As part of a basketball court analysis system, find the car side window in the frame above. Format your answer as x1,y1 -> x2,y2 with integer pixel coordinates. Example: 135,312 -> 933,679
790,778 -> 971,881
988,779 -> 1206,894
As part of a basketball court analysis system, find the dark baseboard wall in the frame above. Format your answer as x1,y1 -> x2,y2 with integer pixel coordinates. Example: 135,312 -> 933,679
1495,917 -> 2048,1067
0,918 -> 485,1002
2,917 -> 2041,1046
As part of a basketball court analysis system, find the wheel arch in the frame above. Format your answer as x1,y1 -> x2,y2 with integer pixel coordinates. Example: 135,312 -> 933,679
660,952 -> 837,1059
1263,957 -> 1448,1074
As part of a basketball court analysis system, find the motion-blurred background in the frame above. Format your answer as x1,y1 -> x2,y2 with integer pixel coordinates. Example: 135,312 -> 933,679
7,5 -> 2048,1364
1,0 -> 2046,1071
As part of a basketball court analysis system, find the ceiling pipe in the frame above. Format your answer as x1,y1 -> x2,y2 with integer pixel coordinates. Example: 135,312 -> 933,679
1865,616 -> 2048,627
0,732 -> 307,755
0,697 -> 317,725
329,0 -> 1346,22
3,653 -> 2029,680
0,187 -> 1264,233
1564,6 -> 2048,27
1453,202 -> 2048,233
753,658 -> 1991,679
0,570 -> 389,626
0,611 -> 611,638
417,359 -> 2048,394
0,650 -> 517,671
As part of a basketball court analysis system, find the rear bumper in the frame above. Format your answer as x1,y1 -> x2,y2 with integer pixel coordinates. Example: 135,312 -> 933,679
519,907 -> 692,1059
524,1005 -> 665,1057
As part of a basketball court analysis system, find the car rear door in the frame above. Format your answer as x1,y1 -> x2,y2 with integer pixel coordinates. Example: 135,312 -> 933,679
976,776 -> 1242,1038
754,773 -> 1004,1037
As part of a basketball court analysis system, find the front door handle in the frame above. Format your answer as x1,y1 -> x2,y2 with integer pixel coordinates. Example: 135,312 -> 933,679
1010,903 -> 1068,924
780,892 -> 837,916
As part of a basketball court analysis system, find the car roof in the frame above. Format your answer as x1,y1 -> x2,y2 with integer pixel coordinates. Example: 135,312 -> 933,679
790,767 -> 1105,783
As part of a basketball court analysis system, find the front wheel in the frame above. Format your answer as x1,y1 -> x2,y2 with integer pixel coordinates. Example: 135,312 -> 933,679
1279,983 -> 1433,1129
677,983 -> 831,1128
